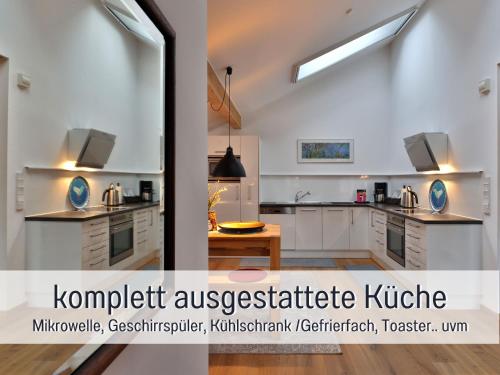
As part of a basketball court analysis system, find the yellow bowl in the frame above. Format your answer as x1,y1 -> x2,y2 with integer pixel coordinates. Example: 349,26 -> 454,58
218,221 -> 265,234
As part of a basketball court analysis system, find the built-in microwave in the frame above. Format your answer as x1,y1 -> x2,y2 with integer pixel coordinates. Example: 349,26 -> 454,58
208,156 -> 241,182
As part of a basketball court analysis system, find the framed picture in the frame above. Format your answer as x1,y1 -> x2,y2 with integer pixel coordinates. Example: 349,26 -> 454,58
297,139 -> 354,163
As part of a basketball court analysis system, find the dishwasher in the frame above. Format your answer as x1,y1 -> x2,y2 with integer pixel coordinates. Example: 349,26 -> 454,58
259,206 -> 296,250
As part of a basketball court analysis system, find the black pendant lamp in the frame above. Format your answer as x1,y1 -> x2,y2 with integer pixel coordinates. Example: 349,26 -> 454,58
212,66 -> 246,178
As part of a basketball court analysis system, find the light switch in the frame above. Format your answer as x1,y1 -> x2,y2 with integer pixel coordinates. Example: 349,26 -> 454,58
482,176 -> 490,215
17,73 -> 31,89
15,172 -> 24,211
478,79 -> 491,96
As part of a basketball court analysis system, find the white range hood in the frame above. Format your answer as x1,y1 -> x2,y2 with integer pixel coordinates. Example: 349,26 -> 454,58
68,129 -> 116,169
404,132 -> 448,172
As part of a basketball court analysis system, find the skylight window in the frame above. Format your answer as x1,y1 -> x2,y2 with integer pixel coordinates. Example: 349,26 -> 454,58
293,7 -> 418,82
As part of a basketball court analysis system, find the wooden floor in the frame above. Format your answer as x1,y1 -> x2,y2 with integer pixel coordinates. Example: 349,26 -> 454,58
209,257 -> 500,375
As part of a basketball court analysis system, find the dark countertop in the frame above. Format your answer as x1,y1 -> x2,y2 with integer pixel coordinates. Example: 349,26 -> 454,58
25,201 -> 160,222
259,201 -> 482,225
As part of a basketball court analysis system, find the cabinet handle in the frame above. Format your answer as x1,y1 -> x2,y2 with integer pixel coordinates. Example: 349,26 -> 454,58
90,231 -> 107,238
375,230 -> 384,235
138,239 -> 147,245
90,220 -> 106,226
89,259 -> 105,267
90,244 -> 107,252
407,222 -> 422,229
408,260 -> 421,268
375,220 -> 385,225
247,184 -> 252,202
214,150 -> 226,154
407,246 -> 421,254
351,210 -> 354,225
300,209 -> 317,212
370,211 -> 375,227
407,233 -> 420,240
327,209 -> 344,212
138,229 -> 147,235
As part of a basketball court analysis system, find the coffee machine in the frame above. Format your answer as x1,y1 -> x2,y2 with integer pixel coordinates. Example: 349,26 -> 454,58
374,182 -> 387,203
140,180 -> 153,202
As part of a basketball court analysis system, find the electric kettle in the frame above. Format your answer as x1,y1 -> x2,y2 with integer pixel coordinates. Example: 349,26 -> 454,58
102,183 -> 120,206
400,186 -> 419,208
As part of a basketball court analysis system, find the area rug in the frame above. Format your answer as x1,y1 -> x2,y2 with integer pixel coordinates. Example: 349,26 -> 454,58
239,258 -> 337,269
210,344 -> 341,354
344,264 -> 379,270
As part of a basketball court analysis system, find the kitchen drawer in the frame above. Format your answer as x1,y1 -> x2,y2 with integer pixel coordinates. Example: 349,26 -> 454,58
135,237 -> 149,253
406,242 -> 426,258
82,229 -> 109,247
406,250 -> 426,270
82,240 -> 108,263
82,218 -> 109,234
405,230 -> 426,250
405,220 -> 425,234
374,226 -> 386,239
83,254 -> 108,270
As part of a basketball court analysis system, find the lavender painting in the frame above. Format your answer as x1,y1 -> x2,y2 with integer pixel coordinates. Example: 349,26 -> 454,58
297,139 -> 354,163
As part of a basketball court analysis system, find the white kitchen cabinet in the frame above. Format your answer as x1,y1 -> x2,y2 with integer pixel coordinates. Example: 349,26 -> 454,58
210,182 -> 241,222
134,206 -> 159,255
322,207 -> 349,250
240,136 -> 259,221
208,135 -> 241,156
295,207 -> 322,250
260,213 -> 296,250
369,209 -> 387,259
349,207 -> 369,250
26,217 -> 110,270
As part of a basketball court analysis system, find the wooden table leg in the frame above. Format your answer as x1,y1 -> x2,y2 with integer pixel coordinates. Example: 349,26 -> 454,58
269,237 -> 281,270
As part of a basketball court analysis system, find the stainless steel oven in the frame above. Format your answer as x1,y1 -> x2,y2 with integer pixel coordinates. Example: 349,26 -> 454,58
208,156 -> 241,182
109,212 -> 134,266
386,214 -> 405,267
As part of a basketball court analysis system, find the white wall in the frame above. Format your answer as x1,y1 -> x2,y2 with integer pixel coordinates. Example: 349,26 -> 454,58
210,48 -> 393,175
0,0 -> 163,269
0,56 -> 7,270
104,0 -> 208,374
389,0 -> 499,269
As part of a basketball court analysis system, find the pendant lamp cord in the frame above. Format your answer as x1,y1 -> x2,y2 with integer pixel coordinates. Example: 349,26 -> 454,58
209,72 -> 228,112
228,70 -> 231,148
209,67 -> 233,148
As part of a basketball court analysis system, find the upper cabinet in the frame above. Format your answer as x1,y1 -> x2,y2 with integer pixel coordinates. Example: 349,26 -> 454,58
208,135 -> 241,156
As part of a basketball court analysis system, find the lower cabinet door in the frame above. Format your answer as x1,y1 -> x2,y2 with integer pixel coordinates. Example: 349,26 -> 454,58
349,207 -> 369,250
322,207 -> 350,250
295,207 -> 322,250
260,214 -> 296,250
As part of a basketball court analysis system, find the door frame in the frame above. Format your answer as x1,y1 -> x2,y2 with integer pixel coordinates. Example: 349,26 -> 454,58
73,1 -> 176,373
0,56 -> 8,270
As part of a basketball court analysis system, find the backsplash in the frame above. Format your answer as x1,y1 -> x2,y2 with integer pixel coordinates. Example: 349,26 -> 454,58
261,173 -> 483,219
24,169 -> 162,215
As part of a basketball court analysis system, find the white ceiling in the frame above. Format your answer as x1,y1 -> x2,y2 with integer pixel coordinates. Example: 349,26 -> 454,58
208,0 -> 421,125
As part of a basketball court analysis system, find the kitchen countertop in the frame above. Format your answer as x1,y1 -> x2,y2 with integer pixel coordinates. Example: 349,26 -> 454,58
25,201 -> 160,222
259,201 -> 482,224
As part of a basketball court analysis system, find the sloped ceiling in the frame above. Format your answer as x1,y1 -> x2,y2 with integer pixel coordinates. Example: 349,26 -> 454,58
208,0 -> 421,127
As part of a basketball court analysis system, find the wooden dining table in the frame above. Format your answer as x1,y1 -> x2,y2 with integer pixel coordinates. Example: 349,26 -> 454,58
208,224 -> 281,270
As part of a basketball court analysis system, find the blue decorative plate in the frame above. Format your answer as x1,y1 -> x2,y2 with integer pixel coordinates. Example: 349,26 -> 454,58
68,176 -> 90,210
429,179 -> 447,213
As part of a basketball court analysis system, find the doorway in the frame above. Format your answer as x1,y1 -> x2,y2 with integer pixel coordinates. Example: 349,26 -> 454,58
0,56 -> 8,270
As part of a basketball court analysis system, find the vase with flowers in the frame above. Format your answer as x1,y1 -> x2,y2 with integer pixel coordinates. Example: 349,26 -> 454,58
208,183 -> 227,231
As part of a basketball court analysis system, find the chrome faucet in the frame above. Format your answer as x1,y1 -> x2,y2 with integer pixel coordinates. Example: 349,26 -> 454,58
295,190 -> 311,203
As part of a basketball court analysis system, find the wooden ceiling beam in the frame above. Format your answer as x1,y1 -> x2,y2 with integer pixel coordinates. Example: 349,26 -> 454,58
207,61 -> 242,129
